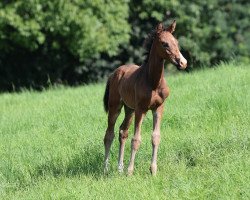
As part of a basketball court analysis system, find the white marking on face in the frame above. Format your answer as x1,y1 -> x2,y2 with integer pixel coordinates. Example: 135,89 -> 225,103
179,52 -> 187,69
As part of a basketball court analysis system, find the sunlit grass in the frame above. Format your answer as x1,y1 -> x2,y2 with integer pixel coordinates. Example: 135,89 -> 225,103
0,62 -> 249,199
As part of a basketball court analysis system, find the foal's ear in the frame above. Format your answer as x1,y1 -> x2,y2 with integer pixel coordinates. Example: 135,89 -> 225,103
166,20 -> 176,33
156,22 -> 164,34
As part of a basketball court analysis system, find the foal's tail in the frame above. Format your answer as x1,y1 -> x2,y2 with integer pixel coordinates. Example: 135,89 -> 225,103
103,77 -> 110,113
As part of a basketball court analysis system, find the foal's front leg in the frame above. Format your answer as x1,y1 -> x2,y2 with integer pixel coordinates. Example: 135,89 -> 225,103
127,109 -> 145,176
151,105 -> 163,175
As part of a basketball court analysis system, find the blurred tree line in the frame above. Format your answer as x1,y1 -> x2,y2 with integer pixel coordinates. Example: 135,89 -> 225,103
0,0 -> 249,91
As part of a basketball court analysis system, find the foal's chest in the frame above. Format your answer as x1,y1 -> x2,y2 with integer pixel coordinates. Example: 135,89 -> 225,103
149,87 -> 169,109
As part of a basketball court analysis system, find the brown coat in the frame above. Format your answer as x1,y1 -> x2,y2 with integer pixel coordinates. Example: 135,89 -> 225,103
103,21 -> 187,175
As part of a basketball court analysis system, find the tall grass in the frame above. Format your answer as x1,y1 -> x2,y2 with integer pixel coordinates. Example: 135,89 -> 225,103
0,63 -> 249,199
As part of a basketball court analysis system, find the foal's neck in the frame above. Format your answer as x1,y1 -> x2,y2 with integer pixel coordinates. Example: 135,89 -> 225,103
146,42 -> 165,89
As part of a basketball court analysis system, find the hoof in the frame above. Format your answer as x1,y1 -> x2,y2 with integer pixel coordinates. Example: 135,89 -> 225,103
127,168 -> 134,176
104,167 -> 109,175
150,164 -> 157,176
118,165 -> 124,173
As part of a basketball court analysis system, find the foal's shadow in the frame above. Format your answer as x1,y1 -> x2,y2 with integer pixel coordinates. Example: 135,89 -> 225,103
36,144 -> 104,179
66,145 -> 104,177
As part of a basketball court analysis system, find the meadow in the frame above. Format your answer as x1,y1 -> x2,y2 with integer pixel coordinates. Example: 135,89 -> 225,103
0,62 -> 249,199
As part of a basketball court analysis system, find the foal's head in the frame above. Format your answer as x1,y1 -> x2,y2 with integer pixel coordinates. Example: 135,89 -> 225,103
155,21 -> 187,70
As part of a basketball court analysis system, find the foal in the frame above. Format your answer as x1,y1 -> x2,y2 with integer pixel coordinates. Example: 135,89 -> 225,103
103,21 -> 187,175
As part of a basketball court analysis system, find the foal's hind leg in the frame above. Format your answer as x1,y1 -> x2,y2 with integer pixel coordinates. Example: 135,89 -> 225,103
118,105 -> 134,173
127,109 -> 145,175
104,101 -> 122,174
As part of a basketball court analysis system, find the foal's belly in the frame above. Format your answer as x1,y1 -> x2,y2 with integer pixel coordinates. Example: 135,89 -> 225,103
119,76 -> 136,109
118,64 -> 139,109
120,91 -> 136,109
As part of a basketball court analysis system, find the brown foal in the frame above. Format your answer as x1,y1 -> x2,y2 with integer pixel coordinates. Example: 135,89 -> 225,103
103,21 -> 187,175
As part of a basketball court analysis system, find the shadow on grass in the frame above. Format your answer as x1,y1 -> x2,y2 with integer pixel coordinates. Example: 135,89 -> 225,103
35,144 -> 104,179
175,147 -> 197,167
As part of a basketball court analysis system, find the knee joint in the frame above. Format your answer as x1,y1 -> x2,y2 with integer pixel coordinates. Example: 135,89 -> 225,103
132,138 -> 141,150
152,134 -> 160,146
119,130 -> 128,141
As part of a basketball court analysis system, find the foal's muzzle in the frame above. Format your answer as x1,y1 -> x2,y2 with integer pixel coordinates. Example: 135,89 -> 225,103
175,53 -> 187,70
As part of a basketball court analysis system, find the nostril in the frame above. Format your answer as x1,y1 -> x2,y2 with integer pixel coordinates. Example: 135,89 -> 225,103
180,60 -> 187,67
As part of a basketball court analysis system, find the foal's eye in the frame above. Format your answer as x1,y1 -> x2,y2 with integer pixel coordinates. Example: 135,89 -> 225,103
161,42 -> 169,48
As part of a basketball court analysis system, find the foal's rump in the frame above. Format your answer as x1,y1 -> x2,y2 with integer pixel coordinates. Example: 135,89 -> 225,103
103,76 -> 111,113
103,64 -> 140,113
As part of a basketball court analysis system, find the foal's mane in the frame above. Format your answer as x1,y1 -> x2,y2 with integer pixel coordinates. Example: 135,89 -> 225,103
142,29 -> 157,66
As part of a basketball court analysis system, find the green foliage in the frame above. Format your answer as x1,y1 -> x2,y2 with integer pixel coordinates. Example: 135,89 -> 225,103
0,0 -> 250,91
121,0 -> 250,67
0,0 -> 130,59
0,0 -> 130,90
0,63 -> 249,198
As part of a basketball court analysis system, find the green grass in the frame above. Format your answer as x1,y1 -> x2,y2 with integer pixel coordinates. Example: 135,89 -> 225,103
0,62 -> 250,199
